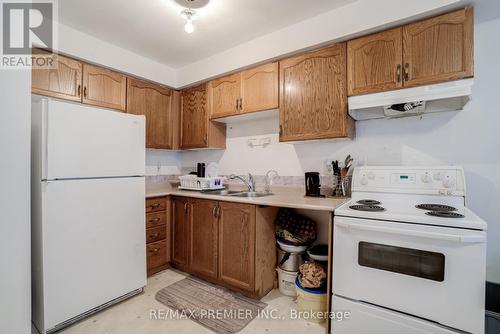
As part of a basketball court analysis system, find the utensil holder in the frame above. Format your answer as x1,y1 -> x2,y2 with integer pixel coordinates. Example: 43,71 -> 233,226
332,175 -> 352,197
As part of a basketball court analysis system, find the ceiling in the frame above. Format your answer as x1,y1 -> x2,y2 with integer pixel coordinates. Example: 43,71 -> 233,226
58,0 -> 355,69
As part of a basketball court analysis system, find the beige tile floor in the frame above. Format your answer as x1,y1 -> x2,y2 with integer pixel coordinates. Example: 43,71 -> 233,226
48,269 -> 325,334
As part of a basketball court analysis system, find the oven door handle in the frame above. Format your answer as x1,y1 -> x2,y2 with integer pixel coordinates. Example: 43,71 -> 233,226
335,221 -> 486,244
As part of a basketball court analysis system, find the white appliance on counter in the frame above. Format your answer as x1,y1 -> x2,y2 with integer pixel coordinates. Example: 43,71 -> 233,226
31,97 -> 147,334
331,166 -> 486,334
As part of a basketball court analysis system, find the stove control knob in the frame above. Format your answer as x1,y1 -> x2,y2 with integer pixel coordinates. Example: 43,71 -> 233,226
367,172 -> 376,180
433,172 -> 443,181
421,173 -> 432,183
360,177 -> 369,185
442,178 -> 455,189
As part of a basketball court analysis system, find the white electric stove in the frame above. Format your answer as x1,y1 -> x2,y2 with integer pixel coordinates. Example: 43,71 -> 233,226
331,166 -> 487,334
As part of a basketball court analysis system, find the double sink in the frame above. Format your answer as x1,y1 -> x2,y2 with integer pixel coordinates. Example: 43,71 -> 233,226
202,189 -> 272,198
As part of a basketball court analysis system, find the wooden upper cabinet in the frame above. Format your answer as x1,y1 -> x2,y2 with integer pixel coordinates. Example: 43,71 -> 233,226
208,73 -> 241,118
127,78 -> 173,149
82,64 -> 127,111
181,84 -> 208,148
32,50 -> 83,101
189,198 -> 218,280
403,8 -> 473,87
181,84 -> 226,149
171,197 -> 190,270
218,202 -> 256,291
240,62 -> 279,113
347,28 -> 403,96
279,44 -> 353,142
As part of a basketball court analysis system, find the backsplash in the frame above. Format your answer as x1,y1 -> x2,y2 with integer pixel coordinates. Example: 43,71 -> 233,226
146,173 -> 335,194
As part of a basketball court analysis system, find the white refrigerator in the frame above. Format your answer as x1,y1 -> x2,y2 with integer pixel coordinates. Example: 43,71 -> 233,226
31,97 -> 147,333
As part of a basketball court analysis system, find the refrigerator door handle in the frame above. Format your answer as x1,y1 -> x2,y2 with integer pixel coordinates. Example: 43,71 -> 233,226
42,99 -> 49,180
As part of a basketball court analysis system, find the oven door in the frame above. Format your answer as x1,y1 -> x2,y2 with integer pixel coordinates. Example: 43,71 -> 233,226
333,216 -> 486,334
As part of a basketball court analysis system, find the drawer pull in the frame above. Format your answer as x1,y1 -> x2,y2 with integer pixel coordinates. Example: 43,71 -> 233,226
149,218 -> 161,223
149,248 -> 160,253
148,203 -> 161,210
149,233 -> 160,238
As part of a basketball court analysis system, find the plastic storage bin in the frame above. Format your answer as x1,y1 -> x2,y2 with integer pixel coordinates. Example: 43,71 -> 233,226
276,267 -> 298,297
295,277 -> 327,323
178,175 -> 225,190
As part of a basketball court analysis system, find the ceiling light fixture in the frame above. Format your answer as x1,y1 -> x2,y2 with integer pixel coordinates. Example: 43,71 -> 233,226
180,8 -> 197,34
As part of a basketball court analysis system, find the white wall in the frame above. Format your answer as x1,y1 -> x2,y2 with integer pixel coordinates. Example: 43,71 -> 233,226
145,149 -> 182,176
58,24 -> 177,87
179,17 -> 500,284
0,71 -> 32,333
176,0 -> 462,86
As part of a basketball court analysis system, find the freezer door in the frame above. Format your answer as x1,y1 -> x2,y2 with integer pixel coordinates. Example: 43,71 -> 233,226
331,296 -> 460,334
40,177 -> 146,331
44,99 -> 145,179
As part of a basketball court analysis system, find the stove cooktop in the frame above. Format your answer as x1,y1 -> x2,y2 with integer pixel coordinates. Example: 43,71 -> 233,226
336,197 -> 486,230
416,204 -> 457,212
349,204 -> 385,212
357,199 -> 381,205
425,211 -> 466,218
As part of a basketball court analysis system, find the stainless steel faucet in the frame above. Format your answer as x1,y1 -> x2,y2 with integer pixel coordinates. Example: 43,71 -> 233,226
230,173 -> 255,192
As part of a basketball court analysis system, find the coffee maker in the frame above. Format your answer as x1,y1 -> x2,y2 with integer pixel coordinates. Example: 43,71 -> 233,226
305,172 -> 321,197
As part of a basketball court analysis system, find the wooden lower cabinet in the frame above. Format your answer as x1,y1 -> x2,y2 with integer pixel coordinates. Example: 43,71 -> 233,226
189,198 -> 219,279
171,196 -> 277,298
171,197 -> 190,271
145,196 -> 170,276
218,202 -> 256,291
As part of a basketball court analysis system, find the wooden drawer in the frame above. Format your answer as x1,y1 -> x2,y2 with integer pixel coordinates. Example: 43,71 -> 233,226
146,197 -> 167,213
146,225 -> 167,244
147,240 -> 167,270
146,211 -> 167,229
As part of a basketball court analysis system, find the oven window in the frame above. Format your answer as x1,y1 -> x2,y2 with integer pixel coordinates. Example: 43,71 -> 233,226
358,242 -> 445,282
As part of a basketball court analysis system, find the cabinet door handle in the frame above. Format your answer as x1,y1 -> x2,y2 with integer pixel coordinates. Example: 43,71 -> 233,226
184,202 -> 188,213
404,63 -> 410,81
279,125 -> 283,136
236,98 -> 239,111
83,86 -> 88,98
77,84 -> 81,97
212,205 -> 217,217
239,98 -> 243,111
203,134 -> 207,144
216,204 -> 221,218
396,64 -> 402,83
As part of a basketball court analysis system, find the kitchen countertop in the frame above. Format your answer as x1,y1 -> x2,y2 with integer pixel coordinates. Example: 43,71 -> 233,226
146,183 -> 349,212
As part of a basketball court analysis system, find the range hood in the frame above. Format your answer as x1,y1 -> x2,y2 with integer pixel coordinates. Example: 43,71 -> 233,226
348,79 -> 473,121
